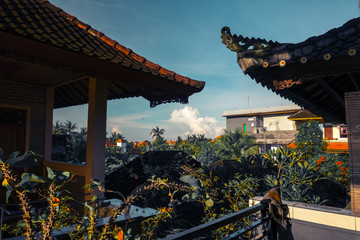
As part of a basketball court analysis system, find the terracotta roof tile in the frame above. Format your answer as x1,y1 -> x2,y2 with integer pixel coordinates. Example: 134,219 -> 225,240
159,67 -> 175,78
0,0 -> 205,108
174,74 -> 189,84
129,52 -> 146,63
115,43 -> 132,55
100,35 -> 117,47
144,60 -> 161,70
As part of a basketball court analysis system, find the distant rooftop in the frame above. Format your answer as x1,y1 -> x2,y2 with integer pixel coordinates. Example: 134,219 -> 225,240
222,105 -> 301,117
288,109 -> 322,120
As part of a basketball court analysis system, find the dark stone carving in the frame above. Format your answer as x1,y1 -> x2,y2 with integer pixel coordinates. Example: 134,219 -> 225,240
221,27 -> 280,53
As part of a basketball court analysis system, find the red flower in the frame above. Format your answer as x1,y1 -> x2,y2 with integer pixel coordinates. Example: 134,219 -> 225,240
336,161 -> 343,166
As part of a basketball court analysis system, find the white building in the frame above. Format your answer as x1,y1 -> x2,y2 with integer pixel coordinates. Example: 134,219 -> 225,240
223,105 -> 301,152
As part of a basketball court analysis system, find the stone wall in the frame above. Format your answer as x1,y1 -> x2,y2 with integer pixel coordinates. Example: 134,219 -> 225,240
254,130 -> 297,145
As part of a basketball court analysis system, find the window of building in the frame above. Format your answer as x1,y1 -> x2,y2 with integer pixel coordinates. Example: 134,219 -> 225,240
340,126 -> 347,138
243,123 -> 247,133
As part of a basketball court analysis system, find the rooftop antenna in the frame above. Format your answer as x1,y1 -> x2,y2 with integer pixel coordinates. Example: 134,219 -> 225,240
248,96 -> 250,108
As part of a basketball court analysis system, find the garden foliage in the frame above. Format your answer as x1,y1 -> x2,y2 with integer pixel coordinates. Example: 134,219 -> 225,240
0,122 -> 350,239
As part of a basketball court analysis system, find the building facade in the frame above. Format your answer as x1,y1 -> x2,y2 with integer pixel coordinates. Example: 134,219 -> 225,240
223,105 -> 301,152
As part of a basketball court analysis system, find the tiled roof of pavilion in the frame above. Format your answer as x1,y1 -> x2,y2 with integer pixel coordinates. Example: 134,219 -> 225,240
0,0 -> 205,108
288,110 -> 322,120
221,18 -> 360,123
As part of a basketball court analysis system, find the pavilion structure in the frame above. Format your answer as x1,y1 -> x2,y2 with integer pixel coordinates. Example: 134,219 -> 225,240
221,17 -> 360,215
0,0 -> 205,202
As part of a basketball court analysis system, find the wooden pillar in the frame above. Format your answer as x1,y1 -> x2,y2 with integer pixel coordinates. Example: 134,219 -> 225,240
86,77 -> 107,198
44,87 -> 54,161
345,91 -> 360,216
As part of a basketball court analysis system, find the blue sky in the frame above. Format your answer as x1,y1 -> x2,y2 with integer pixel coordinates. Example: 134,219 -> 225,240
52,0 -> 359,141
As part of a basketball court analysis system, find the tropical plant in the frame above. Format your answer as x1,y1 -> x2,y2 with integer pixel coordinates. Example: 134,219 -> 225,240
215,128 -> 256,161
263,147 -> 332,205
109,131 -> 125,143
150,126 -> 165,139
180,164 -> 258,239
1,148 -> 194,239
0,149 -> 76,239
63,120 -> 78,135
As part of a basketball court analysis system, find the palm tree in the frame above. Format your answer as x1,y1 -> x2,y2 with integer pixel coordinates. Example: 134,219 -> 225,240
53,120 -> 64,134
150,126 -> 165,139
216,128 -> 256,161
64,120 -> 77,135
109,132 -> 124,142
79,127 -> 87,136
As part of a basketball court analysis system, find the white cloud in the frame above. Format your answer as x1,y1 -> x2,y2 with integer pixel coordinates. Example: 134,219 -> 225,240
168,106 -> 224,138
111,127 -> 123,134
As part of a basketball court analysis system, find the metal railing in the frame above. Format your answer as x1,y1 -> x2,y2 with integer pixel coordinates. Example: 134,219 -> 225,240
1,198 -> 278,240
161,199 -> 277,240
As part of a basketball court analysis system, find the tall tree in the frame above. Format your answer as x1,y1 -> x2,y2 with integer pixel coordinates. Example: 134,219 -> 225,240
150,126 -> 165,139
109,132 -> 124,142
294,120 -> 327,159
64,120 -> 77,135
53,120 -> 64,135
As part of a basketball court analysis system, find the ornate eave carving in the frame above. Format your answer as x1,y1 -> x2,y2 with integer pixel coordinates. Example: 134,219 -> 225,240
148,96 -> 189,108
273,79 -> 302,90
221,27 -> 280,53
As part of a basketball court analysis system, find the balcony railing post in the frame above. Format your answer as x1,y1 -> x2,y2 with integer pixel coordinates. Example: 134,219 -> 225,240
0,206 -> 3,240
270,218 -> 278,240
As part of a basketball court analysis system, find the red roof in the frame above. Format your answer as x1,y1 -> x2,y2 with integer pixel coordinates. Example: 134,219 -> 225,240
116,139 -> 127,143
105,139 -> 116,147
287,142 -> 348,153
326,142 -> 348,153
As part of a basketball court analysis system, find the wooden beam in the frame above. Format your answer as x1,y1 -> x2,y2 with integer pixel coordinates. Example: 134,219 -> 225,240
44,87 -> 54,161
283,87 -> 343,123
347,72 -> 360,91
315,77 -> 345,107
51,75 -> 90,88
345,91 -> 360,216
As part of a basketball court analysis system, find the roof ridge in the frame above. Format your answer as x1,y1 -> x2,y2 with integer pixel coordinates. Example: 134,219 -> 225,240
40,0 -> 205,89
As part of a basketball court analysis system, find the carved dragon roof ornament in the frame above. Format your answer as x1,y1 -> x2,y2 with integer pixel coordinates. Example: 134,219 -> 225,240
221,27 -> 303,91
221,27 -> 281,53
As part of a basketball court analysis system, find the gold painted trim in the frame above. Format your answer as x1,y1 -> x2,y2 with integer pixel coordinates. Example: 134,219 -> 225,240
288,117 -> 323,121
